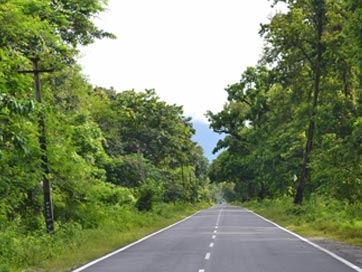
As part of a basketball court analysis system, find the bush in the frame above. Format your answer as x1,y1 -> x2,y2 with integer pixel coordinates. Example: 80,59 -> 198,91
135,186 -> 154,211
135,180 -> 163,211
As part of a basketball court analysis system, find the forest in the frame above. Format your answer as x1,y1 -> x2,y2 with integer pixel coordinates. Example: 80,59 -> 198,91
1,0 -> 362,271
208,0 -> 362,247
208,0 -> 362,205
0,0 -> 211,270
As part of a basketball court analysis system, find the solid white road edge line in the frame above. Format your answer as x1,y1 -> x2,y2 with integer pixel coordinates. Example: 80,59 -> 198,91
247,209 -> 362,272
71,210 -> 202,272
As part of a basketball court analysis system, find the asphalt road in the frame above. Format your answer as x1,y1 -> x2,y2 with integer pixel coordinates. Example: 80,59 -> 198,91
73,205 -> 362,272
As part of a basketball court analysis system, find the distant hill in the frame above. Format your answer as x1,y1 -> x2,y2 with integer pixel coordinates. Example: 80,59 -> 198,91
191,121 -> 224,161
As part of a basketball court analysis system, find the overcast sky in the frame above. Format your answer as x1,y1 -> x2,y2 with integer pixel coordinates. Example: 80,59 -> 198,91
79,0 -> 278,123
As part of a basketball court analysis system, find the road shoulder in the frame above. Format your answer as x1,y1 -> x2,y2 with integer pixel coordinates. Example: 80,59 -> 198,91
310,238 -> 362,268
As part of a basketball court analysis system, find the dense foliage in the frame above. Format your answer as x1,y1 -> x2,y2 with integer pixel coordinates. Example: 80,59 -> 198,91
0,1 -> 211,270
207,0 -> 362,204
3,0 -> 362,270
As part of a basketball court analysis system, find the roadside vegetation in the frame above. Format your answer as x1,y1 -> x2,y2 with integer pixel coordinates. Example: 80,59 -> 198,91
1,202 -> 209,272
242,197 -> 362,246
2,1 -> 362,271
208,0 -> 362,249
0,1 -> 213,271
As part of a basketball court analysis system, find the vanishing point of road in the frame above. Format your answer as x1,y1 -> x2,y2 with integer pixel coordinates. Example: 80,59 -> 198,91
73,205 -> 362,272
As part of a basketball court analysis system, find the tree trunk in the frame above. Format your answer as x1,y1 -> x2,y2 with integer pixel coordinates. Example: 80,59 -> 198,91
136,142 -> 146,183
294,120 -> 315,204
294,0 -> 325,205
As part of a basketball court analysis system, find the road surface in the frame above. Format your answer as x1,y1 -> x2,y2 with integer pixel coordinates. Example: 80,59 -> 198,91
73,205 -> 361,272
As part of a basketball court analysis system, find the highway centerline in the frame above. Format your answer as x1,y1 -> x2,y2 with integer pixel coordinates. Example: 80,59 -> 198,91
72,205 -> 360,272
215,207 -> 222,226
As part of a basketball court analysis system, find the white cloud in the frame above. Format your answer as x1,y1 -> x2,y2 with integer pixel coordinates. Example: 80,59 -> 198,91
79,0 -> 275,123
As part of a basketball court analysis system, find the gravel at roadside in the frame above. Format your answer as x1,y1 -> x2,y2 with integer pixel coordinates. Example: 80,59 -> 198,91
310,238 -> 362,269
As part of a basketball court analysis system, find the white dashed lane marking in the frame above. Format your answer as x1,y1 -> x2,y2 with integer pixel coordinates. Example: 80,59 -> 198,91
199,207 -> 223,272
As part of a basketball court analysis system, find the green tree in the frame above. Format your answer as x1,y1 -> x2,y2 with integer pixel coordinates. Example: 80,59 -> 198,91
94,89 -> 195,178
0,0 -> 114,230
208,0 -> 362,205
261,0 -> 328,204
90,87 -> 211,203
207,65 -> 299,200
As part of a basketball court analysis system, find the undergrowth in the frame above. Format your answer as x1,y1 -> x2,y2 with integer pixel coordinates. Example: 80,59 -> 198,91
0,202 -> 209,272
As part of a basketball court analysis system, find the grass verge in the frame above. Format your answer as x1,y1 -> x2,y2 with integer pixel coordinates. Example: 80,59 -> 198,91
241,196 -> 362,246
2,202 -> 210,272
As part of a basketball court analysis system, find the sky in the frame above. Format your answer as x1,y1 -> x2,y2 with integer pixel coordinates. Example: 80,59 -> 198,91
79,0 -> 278,123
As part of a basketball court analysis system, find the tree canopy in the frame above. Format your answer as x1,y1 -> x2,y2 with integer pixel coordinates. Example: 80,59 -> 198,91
0,0 -> 211,236
208,0 -> 362,204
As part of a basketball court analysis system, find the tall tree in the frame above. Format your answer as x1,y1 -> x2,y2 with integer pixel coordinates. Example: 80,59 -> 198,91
208,0 -> 362,204
98,89 -> 195,167
261,0 -> 328,204
0,0 -> 114,230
